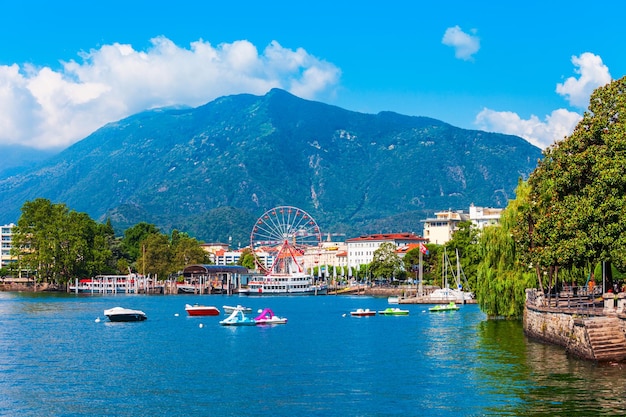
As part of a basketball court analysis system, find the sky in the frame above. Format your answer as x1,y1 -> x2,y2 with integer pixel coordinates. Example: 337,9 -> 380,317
0,0 -> 624,151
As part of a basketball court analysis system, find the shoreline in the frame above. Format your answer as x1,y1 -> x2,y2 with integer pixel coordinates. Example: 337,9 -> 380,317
0,283 -> 477,304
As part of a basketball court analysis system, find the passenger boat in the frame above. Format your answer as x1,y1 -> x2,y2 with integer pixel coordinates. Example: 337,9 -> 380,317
429,302 -> 460,312
185,304 -> 220,316
254,308 -> 288,324
377,307 -> 409,316
239,272 -> 327,296
104,307 -> 147,322
223,305 -> 252,314
350,308 -> 376,317
219,308 -> 256,326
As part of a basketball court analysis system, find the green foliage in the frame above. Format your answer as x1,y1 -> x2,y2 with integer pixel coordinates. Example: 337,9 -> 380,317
121,222 -> 161,262
170,232 -> 212,272
136,233 -> 171,279
370,242 -> 404,280
11,199 -> 214,284
403,243 -> 440,285
237,247 -> 256,270
516,76 -> 626,286
12,198 -> 112,283
477,181 -> 537,318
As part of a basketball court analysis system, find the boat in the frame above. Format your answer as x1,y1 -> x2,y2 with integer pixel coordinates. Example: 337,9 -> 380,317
223,305 -> 252,314
239,272 -> 328,296
177,283 -> 198,294
254,308 -> 288,324
185,304 -> 220,316
387,296 -> 399,304
377,307 -> 409,316
350,308 -> 376,317
429,249 -> 474,302
429,302 -> 460,312
104,307 -> 147,322
219,308 -> 256,326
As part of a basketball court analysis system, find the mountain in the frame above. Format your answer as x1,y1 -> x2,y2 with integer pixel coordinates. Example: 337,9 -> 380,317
0,145 -> 59,178
0,89 -> 542,243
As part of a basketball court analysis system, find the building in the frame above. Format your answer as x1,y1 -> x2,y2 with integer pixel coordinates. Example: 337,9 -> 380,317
422,204 -> 503,245
200,242 -> 230,263
346,233 -> 427,269
1,223 -> 15,268
469,204 -> 503,230
422,210 -> 469,245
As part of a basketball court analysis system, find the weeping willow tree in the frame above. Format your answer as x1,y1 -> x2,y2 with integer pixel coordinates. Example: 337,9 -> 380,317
476,180 -> 537,318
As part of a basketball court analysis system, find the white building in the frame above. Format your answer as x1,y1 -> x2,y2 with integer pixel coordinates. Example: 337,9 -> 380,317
1,223 -> 15,268
469,204 -> 503,230
422,204 -> 503,245
346,233 -> 427,269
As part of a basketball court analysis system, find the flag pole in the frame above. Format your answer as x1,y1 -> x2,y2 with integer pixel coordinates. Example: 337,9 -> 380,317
419,249 -> 423,297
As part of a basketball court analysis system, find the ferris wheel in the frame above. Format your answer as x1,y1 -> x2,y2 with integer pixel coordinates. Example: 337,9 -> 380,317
250,206 -> 322,273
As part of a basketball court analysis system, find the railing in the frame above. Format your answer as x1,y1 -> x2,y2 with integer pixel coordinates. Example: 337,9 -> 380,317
526,287 -> 605,317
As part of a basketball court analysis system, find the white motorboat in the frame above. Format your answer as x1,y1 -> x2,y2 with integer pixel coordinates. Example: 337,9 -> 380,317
223,305 -> 252,314
104,307 -> 147,322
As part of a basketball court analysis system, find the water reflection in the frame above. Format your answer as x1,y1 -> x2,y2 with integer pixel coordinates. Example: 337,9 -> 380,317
477,319 -> 626,416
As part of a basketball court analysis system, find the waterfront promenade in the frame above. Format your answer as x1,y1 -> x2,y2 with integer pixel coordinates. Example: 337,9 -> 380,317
524,287 -> 626,362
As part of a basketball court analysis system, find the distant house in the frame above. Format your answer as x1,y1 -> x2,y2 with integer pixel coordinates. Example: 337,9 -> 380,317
422,204 -> 503,245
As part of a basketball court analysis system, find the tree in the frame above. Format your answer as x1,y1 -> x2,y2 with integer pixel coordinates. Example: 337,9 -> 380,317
120,222 -> 161,263
237,247 -> 256,270
11,198 -> 113,284
477,180 -> 537,318
369,242 -> 403,281
171,232 -> 212,272
136,233 -> 171,279
402,243 -> 441,285
519,76 -> 626,290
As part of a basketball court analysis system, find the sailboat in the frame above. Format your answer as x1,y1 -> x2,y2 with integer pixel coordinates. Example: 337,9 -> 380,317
428,249 -> 474,302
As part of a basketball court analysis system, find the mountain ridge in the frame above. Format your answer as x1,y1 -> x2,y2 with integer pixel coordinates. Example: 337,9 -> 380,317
0,88 -> 542,243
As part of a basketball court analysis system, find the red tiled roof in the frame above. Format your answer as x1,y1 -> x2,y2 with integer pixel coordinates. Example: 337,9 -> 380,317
346,233 -> 427,242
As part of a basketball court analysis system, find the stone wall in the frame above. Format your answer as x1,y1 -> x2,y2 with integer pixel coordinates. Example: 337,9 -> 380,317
523,303 -> 594,359
524,288 -> 626,361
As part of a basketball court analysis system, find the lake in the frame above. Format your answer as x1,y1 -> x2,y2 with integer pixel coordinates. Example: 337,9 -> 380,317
0,292 -> 625,416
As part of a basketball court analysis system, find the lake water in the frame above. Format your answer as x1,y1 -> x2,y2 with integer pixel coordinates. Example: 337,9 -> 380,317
1,292 -> 626,416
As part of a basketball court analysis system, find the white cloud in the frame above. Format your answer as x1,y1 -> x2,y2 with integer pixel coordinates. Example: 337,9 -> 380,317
475,108 -> 582,149
442,26 -> 480,61
0,37 -> 341,150
556,52 -> 612,108
474,52 -> 611,149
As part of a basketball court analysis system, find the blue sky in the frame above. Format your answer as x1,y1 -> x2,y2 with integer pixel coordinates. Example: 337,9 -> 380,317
0,0 -> 623,150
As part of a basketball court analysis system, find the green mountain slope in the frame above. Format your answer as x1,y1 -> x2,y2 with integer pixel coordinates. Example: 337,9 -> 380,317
0,89 -> 542,243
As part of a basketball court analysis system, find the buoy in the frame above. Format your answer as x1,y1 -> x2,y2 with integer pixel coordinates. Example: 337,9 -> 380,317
174,313 -> 179,317
199,323 -> 204,328
342,313 -> 346,317
95,317 -> 101,323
